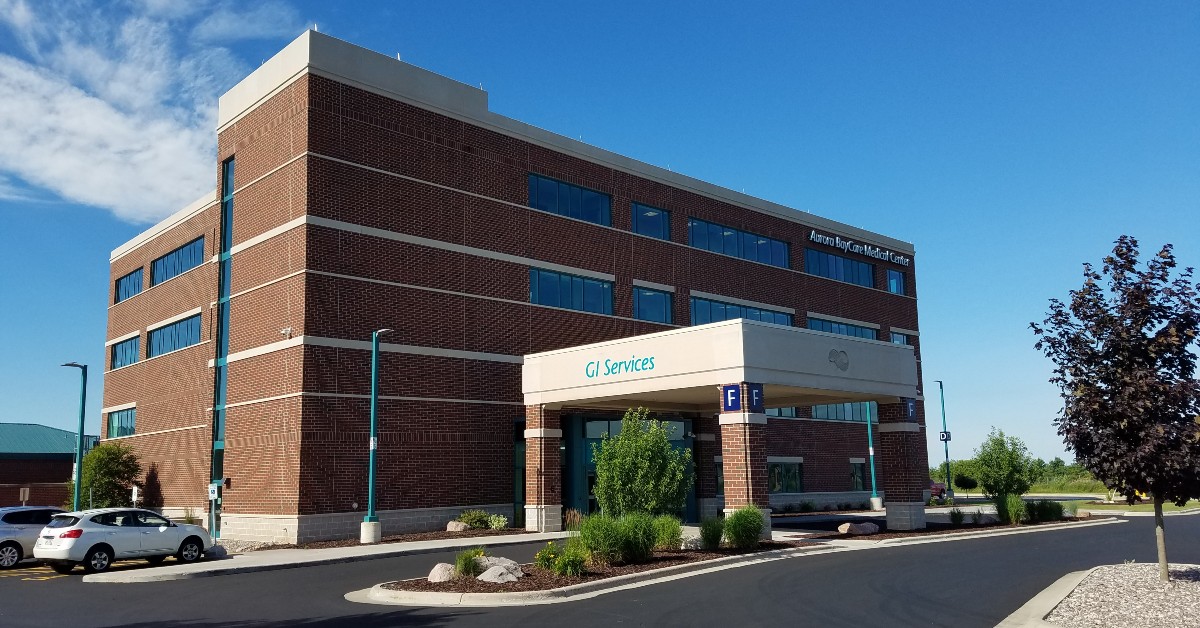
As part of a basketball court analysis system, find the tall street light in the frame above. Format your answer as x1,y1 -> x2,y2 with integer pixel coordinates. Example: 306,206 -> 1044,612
62,362 -> 87,511
361,328 -> 392,544
934,380 -> 952,497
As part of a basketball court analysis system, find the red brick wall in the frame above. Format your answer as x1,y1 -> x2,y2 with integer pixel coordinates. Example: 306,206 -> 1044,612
0,457 -> 70,507
524,406 -> 561,507
877,402 -> 930,502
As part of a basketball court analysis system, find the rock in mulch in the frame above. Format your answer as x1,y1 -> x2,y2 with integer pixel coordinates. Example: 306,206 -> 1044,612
477,565 -> 519,583
1045,563 -> 1200,628
427,563 -> 455,583
837,522 -> 880,535
446,521 -> 469,532
204,545 -> 229,559
681,536 -> 702,550
476,556 -> 523,577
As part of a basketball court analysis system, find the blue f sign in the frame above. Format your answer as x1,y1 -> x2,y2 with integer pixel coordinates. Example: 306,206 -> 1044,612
747,383 -> 764,413
722,385 -> 741,412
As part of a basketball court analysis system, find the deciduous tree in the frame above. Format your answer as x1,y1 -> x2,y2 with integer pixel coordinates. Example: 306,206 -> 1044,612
1032,236 -> 1200,582
592,407 -> 692,517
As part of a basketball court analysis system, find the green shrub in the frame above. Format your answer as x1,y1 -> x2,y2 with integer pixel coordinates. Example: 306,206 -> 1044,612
534,542 -> 561,570
954,473 -> 978,492
592,407 -> 692,517
181,507 -> 200,526
618,512 -> 657,563
653,515 -> 683,550
949,507 -> 964,526
699,517 -> 724,550
578,513 -> 623,565
454,547 -> 486,577
457,509 -> 491,529
487,514 -> 508,530
975,428 -> 1034,497
1063,501 -> 1079,518
1026,499 -> 1064,523
724,505 -> 764,550
994,494 -> 1026,525
971,509 -> 983,525
553,545 -> 587,577
799,502 -> 815,513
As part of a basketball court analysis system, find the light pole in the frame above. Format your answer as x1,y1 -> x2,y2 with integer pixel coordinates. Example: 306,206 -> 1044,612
934,380 -> 951,497
361,328 -> 392,544
62,362 -> 87,512
865,402 -> 881,510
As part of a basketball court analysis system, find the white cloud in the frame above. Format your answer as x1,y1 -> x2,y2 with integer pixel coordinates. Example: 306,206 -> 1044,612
192,1 -> 306,44
0,0 -> 303,223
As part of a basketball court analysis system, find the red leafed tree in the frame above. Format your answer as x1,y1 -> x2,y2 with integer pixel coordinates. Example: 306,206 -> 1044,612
1031,236 -> 1200,582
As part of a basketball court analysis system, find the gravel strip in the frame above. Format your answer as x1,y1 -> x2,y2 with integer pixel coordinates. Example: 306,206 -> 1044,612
1046,563 -> 1200,628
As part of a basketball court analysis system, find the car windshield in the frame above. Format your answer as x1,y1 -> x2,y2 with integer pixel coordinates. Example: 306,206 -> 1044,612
45,516 -> 80,528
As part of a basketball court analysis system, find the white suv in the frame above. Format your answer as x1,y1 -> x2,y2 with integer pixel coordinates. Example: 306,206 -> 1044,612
33,508 -> 213,574
0,506 -> 64,568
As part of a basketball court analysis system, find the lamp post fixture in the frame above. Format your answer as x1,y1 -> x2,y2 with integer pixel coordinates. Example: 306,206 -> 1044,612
865,403 -> 881,510
361,328 -> 392,544
62,362 -> 87,512
934,380 -> 952,497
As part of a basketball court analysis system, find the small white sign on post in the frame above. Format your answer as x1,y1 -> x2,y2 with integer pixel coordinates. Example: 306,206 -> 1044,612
131,485 -> 139,505
19,487 -> 29,505
369,436 -> 378,451
208,485 -> 219,500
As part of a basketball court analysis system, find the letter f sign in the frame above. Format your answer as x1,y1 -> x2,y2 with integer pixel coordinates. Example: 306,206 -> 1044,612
722,385 -> 741,412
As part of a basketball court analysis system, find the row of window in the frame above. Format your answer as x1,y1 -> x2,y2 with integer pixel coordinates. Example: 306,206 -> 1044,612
113,237 -> 207,304
109,314 -> 203,369
526,174 -> 906,294
527,268 -> 912,342
715,461 -> 869,495
765,402 -> 879,423
690,296 -> 792,326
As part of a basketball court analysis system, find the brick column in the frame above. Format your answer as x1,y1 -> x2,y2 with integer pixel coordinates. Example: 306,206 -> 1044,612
693,414 -> 722,520
524,405 -> 562,532
877,401 -> 927,530
718,383 -> 771,537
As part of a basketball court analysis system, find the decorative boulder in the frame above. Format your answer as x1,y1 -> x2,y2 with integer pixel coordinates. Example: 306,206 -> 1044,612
477,565 -> 519,583
446,520 -> 470,532
428,563 -> 455,583
476,556 -> 523,577
205,545 -> 229,559
837,522 -> 880,535
680,536 -> 702,550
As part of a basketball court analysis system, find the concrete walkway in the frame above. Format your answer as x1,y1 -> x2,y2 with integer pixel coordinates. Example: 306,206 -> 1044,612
83,531 -> 571,583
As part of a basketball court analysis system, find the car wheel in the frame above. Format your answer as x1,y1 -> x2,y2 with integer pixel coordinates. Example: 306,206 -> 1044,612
50,562 -> 75,574
176,537 -> 203,564
146,555 -> 166,565
0,542 -> 21,569
83,546 -> 114,574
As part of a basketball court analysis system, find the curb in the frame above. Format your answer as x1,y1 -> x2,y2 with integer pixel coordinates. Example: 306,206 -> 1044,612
870,517 -> 1124,546
995,567 -> 1098,627
82,532 -> 570,583
351,545 -> 828,607
1080,508 -> 1200,517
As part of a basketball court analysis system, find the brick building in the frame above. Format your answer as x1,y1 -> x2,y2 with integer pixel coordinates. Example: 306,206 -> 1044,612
101,31 -> 929,543
0,424 -> 97,508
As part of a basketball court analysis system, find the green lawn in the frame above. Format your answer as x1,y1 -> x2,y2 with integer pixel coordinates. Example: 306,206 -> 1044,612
1069,499 -> 1196,513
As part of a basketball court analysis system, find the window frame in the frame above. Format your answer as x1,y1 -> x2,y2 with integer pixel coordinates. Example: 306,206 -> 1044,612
632,286 -> 673,324
887,269 -> 906,295
631,202 -> 671,240
110,336 -> 140,369
107,408 -> 136,438
686,217 -> 789,269
527,174 -> 612,227
804,248 -> 875,288
150,237 -> 206,287
114,268 -> 143,304
147,313 -> 202,358
529,268 -> 613,315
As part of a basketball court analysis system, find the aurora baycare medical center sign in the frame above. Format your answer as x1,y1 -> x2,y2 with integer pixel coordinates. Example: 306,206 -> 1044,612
809,230 -> 911,267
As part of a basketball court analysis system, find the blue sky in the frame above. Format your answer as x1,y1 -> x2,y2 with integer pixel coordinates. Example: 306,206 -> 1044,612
0,1 -> 1196,463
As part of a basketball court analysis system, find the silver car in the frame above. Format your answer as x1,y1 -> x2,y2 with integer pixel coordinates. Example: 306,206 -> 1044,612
33,508 -> 213,574
0,506 -> 64,568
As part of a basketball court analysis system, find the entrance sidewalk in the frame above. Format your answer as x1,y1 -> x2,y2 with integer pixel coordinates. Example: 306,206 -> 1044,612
83,531 -> 571,584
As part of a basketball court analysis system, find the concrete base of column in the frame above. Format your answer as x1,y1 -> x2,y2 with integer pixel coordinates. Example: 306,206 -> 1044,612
359,521 -> 381,544
870,497 -> 884,511
524,505 -> 563,532
885,502 -> 927,530
725,507 -> 773,538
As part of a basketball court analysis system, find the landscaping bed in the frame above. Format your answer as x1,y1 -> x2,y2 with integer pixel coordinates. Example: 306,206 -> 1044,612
381,541 -> 809,594
253,528 -> 531,551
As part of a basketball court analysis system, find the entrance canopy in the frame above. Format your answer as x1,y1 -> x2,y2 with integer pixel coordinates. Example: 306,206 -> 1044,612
523,319 -> 920,412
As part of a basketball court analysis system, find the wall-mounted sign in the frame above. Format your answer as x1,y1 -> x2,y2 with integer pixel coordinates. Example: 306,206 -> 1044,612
904,398 -> 917,420
584,355 -> 656,379
721,384 -> 741,412
809,230 -> 911,267
722,383 -> 764,413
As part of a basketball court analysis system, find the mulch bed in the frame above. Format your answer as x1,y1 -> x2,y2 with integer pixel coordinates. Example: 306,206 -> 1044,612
382,541 -> 809,594
794,516 -> 1106,541
256,528 -> 530,551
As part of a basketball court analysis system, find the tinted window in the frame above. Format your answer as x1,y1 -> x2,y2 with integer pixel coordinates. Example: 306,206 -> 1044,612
633,287 -> 673,324
632,203 -> 670,240
147,314 -> 202,357
151,237 -> 205,286
686,218 -> 789,269
1,511 -> 30,524
28,510 -> 57,525
46,516 -> 80,529
805,249 -> 875,288
134,512 -> 171,527
528,174 -> 611,227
